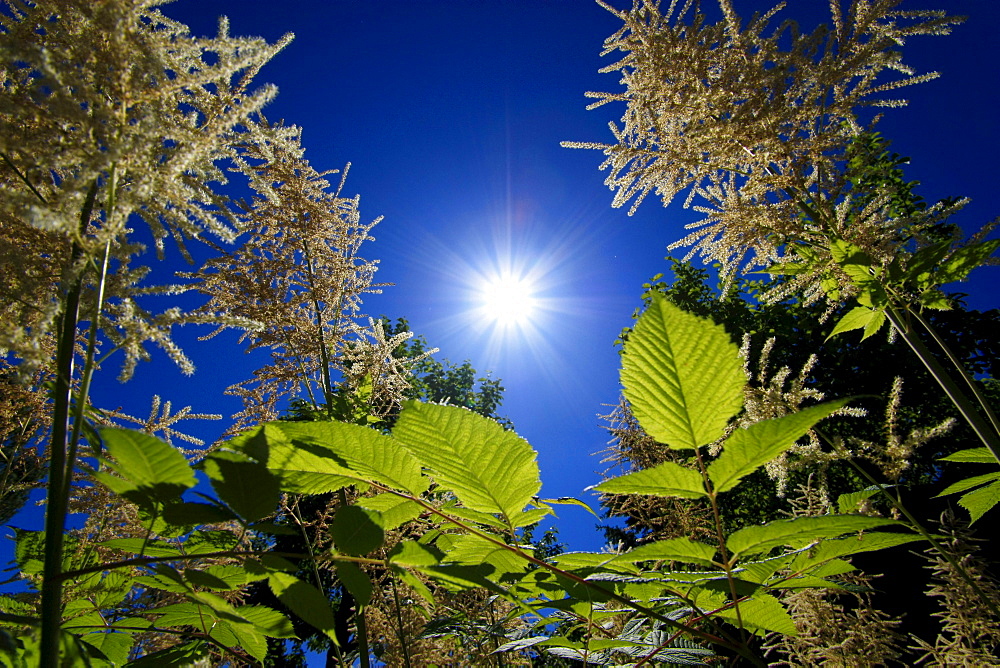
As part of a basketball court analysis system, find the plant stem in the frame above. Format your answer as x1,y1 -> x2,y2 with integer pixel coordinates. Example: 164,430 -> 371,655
906,305 -> 1000,443
884,305 -> 1000,464
39,181 -> 99,668
820,430 -> 1000,619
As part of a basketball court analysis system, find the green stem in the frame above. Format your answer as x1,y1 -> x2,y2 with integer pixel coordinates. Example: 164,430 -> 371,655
381,486 -> 761,664
39,181 -> 99,668
820,430 -> 1000,619
884,305 -> 1000,464
389,578 -> 414,668
692,448 -> 746,637
906,305 -> 1000,443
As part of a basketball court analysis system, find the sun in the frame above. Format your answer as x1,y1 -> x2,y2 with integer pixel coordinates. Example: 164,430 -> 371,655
479,274 -> 538,326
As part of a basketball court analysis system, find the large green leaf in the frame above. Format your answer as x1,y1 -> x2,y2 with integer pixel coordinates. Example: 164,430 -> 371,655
621,297 -> 745,450
392,401 -> 540,521
940,447 -> 996,464
727,515 -> 901,557
723,594 -> 797,636
202,451 -> 280,522
235,424 -> 357,494
708,401 -> 848,493
591,461 -> 706,499
98,428 -> 196,492
790,531 -> 923,572
959,479 -> 1000,524
268,573 -> 339,643
331,505 -> 384,556
275,421 -> 427,495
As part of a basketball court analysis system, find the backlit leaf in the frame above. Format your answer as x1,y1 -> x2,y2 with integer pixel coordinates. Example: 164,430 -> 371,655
268,573 -> 339,643
393,401 -> 540,521
959,479 -> 1000,524
727,515 -> 901,557
612,537 -> 717,567
331,505 -> 384,556
99,428 -> 196,491
939,447 -> 996,464
592,461 -> 706,499
621,297 -> 745,450
709,401 -> 847,493
276,421 -> 427,495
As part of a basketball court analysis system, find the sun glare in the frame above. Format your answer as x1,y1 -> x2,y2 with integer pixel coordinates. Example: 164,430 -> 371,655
481,275 -> 538,326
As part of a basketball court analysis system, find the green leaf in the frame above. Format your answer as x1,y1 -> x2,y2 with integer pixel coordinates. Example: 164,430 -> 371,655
202,452 -> 280,522
99,428 -> 196,491
959,480 -> 1000,524
612,537 -> 717,567
356,493 -> 423,530
440,534 -> 527,579
237,606 -> 296,639
336,562 -> 373,607
80,633 -> 132,665
940,447 -> 996,464
621,296 -> 745,450
268,573 -> 339,644
392,401 -> 540,520
98,538 -> 182,558
837,485 -> 890,514
331,505 -> 384,556
826,306 -> 878,341
123,641 -> 209,666
727,515 -> 901,557
724,594 -> 797,636
936,471 -> 1000,497
791,532 -> 923,572
536,497 -> 598,517
388,541 -> 444,568
591,460 -> 706,499
935,240 -> 1000,285
275,421 -> 427,495
709,401 -> 848,493
232,424 -> 356,494
161,501 -> 237,527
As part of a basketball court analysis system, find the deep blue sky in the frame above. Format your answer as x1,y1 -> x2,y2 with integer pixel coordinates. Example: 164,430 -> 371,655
85,0 -> 1000,551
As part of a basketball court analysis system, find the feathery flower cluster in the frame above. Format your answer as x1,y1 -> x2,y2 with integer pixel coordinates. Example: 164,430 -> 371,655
0,0 -> 292,376
188,119 -> 401,431
738,334 -> 863,497
564,0 -> 961,283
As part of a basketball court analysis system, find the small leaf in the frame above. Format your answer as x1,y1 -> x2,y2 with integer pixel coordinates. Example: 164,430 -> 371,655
536,497 -> 598,517
936,471 -> 1000,497
837,485 -> 890,514
940,448 -> 996,464
331,505 -> 384,556
99,428 -> 196,491
709,401 -> 847,493
622,297 -> 745,450
826,306 -> 876,341
268,573 -> 339,643
959,480 -> 1000,524
336,562 -> 373,606
591,461 -> 706,499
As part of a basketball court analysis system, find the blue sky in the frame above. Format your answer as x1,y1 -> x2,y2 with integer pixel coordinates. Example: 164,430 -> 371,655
81,0 -> 1000,551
